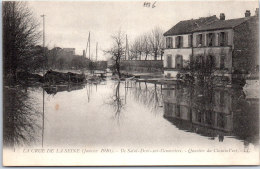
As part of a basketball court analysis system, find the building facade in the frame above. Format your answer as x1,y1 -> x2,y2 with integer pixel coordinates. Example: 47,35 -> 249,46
163,10 -> 259,84
163,15 -> 219,78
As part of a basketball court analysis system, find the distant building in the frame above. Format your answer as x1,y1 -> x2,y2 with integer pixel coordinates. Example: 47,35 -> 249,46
163,9 -> 259,83
62,48 -> 75,55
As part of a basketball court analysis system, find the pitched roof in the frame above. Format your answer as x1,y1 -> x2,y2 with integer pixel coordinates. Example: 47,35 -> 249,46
163,15 -> 219,36
194,16 -> 255,32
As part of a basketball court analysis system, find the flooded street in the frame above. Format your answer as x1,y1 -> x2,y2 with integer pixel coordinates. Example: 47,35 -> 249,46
3,79 -> 259,152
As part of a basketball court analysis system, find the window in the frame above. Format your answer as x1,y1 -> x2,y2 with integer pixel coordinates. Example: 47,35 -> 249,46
167,89 -> 171,96
175,36 -> 183,48
188,35 -> 192,47
196,34 -> 203,47
218,32 -> 228,46
166,73 -> 171,78
197,111 -> 202,123
167,55 -> 172,68
220,54 -> 225,69
176,105 -> 181,117
207,55 -> 215,69
207,33 -> 215,47
175,55 -> 183,69
166,37 -> 173,48
217,113 -> 225,128
205,111 -> 213,125
219,91 -> 225,106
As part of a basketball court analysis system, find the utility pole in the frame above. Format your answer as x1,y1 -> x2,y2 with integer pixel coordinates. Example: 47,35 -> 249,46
40,14 -> 45,148
41,14 -> 45,48
96,42 -> 98,61
125,34 -> 128,60
89,32 -> 91,60
41,14 -> 46,69
86,32 -> 91,60
86,36 -> 89,58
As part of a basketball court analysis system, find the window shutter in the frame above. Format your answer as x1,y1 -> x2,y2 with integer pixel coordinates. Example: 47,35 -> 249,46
188,35 -> 192,47
212,33 -> 215,46
217,33 -> 220,46
206,34 -> 209,46
188,36 -> 190,47
196,35 -> 199,46
202,34 -> 205,46
175,37 -> 178,48
180,36 -> 183,47
224,32 -> 228,46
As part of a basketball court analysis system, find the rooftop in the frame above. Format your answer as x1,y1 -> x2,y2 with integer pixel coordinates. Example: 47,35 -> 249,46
194,16 -> 256,32
163,15 -> 219,36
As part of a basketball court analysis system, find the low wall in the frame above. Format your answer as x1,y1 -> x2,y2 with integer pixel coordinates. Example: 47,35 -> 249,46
121,60 -> 163,73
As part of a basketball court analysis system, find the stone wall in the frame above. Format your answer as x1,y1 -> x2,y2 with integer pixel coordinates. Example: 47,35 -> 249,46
121,60 -> 163,73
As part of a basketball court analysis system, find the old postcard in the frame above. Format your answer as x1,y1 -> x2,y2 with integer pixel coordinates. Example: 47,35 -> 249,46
2,0 -> 259,166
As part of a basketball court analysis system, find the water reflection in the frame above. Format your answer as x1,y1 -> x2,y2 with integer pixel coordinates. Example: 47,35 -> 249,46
163,83 -> 259,145
3,86 -> 42,148
43,84 -> 85,95
3,79 -> 259,149
107,81 -> 125,121
129,81 -> 163,115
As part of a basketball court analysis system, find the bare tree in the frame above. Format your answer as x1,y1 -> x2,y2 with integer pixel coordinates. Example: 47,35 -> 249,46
148,27 -> 165,60
3,1 -> 41,82
105,30 -> 125,78
129,34 -> 151,60
128,45 -> 138,60
130,27 -> 164,61
129,38 -> 141,60
136,36 -> 144,60
142,34 -> 152,60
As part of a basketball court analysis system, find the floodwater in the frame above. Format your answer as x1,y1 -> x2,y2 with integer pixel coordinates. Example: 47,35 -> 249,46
3,78 -> 259,151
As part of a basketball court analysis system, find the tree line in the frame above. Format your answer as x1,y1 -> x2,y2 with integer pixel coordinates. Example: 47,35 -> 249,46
105,27 -> 165,78
128,27 -> 165,61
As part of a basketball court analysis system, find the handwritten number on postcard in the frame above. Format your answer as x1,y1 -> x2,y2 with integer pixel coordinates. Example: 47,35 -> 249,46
143,1 -> 156,8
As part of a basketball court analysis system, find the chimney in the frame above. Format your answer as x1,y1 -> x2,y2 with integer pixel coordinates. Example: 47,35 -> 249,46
245,10 -> 251,17
255,8 -> 259,17
220,13 -> 225,20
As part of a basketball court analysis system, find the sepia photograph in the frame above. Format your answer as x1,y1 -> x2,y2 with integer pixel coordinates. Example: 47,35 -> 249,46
2,0 -> 259,166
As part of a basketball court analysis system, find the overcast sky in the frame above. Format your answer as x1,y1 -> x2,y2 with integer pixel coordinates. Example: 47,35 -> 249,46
28,1 -> 258,60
